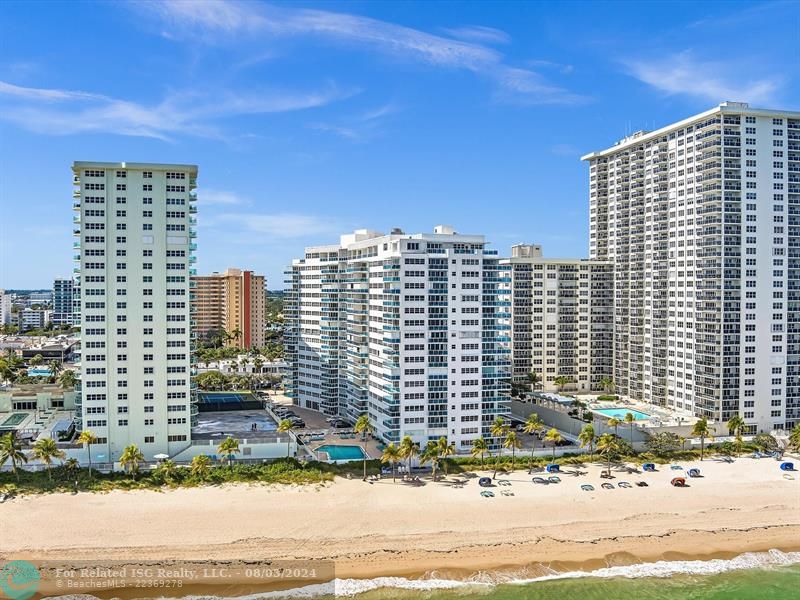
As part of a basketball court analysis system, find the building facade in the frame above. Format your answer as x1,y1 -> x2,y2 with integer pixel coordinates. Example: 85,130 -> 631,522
286,226 -> 512,450
52,277 -> 74,326
17,308 -> 52,331
583,102 -> 800,432
501,244 -> 613,393
72,161 -> 197,461
0,290 -> 11,326
190,268 -> 267,348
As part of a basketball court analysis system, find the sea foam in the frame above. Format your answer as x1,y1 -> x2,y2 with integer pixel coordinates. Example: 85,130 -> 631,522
175,549 -> 800,599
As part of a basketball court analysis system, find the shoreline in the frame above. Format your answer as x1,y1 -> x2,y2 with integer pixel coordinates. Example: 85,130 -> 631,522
3,458 -> 798,597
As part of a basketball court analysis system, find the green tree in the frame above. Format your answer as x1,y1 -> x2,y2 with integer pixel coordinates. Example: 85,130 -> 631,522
48,360 -> 62,380
436,436 -> 456,476
29,353 -> 44,367
380,442 -> 401,482
63,457 -> 79,476
726,415 -> 746,457
31,437 -> 65,480
624,412 -> 636,447
578,423 -> 596,461
523,413 -> 545,473
599,376 -> 615,393
119,444 -> 144,479
527,371 -> 541,392
607,417 -> 621,436
277,419 -> 295,458
691,417 -> 713,461
0,432 -> 28,481
190,454 -> 212,480
470,437 -> 489,467
645,432 -> 681,457
354,414 -> 373,481
790,427 -> 800,453
154,459 -> 178,483
217,436 -> 240,467
77,430 -> 98,478
553,375 -> 572,393
398,435 -> 419,476
544,428 -> 563,461
753,433 -> 778,454
503,430 -> 522,470
597,433 -> 619,476
58,369 -> 78,390
420,440 -> 440,482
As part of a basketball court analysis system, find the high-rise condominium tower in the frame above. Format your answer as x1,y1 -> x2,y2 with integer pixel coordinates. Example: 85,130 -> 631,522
285,226 -> 511,450
191,268 -> 267,348
53,277 -> 75,326
500,244 -> 613,393
73,161 -> 197,461
583,102 -> 800,432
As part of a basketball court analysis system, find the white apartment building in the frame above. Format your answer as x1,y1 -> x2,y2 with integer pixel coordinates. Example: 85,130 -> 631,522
53,277 -> 74,326
0,290 -> 11,326
286,226 -> 511,451
18,308 -> 52,331
73,161 -> 197,461
583,102 -> 800,433
501,244 -> 613,393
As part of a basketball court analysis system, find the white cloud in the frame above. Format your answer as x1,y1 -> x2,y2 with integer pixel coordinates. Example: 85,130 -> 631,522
624,51 -> 780,105
136,0 -> 584,105
215,212 -> 342,239
307,122 -> 361,140
199,188 -> 248,206
0,80 -> 356,140
440,25 -> 511,45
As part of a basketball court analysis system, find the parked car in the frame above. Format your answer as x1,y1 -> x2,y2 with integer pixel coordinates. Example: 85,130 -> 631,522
331,420 -> 350,429
289,418 -> 306,428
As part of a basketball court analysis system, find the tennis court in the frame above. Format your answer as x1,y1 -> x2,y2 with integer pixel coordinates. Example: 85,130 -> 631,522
197,392 -> 263,411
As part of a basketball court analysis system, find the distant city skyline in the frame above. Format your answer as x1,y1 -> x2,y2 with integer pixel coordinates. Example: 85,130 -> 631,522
1,0 -> 799,288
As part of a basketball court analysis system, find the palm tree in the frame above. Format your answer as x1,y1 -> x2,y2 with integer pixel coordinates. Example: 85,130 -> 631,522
420,441 -> 440,482
544,428 -> 563,461
790,427 -> 800,453
380,442 -> 401,482
553,375 -> 571,393
470,437 -> 489,467
119,444 -> 144,479
578,423 -> 596,461
277,419 -> 295,458
490,417 -> 509,478
63,457 -> 79,476
607,417 -> 621,437
354,413 -> 373,481
679,436 -> 688,453
217,436 -> 240,467
0,432 -> 28,481
523,413 -> 545,473
436,436 -> 456,476
599,376 -> 615,394
48,360 -> 62,379
31,437 -> 65,480
503,430 -> 522,470
597,433 -> 619,476
398,435 -> 419,477
527,371 -> 541,392
58,369 -> 78,390
77,429 -> 98,478
692,417 -> 713,461
155,459 -> 177,483
252,356 -> 264,389
190,454 -> 212,480
29,353 -> 44,367
726,415 -> 746,457
624,412 -> 635,447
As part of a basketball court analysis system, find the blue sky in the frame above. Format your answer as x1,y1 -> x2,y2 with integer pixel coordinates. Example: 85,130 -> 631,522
1,0 -> 798,289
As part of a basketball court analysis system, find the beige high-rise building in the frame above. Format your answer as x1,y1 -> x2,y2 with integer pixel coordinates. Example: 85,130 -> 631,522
191,268 -> 266,348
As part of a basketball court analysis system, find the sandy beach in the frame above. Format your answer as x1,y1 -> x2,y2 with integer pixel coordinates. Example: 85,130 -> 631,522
3,456 -> 799,595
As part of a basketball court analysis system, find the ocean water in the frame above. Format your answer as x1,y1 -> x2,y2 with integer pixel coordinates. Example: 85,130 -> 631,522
177,550 -> 800,600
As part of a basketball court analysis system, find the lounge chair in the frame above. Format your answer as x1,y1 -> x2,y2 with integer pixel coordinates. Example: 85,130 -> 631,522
581,484 -> 594,492
618,481 -> 632,488
600,471 -> 614,479
478,477 -> 492,487
635,481 -> 648,487
480,490 -> 495,498
671,477 -> 687,487
642,463 -> 656,472
548,476 -> 561,484
500,490 -> 514,497
601,482 -> 614,489
751,451 -> 763,459
497,480 -> 511,486
670,464 -> 683,470
546,464 -> 560,473
532,476 -> 549,485
783,474 -> 795,480
687,468 -> 701,478
780,462 -> 795,471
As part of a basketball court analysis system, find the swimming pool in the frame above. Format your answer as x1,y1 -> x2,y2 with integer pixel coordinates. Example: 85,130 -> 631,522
315,444 -> 367,460
593,407 -> 651,421
27,368 -> 52,377
1,413 -> 29,427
